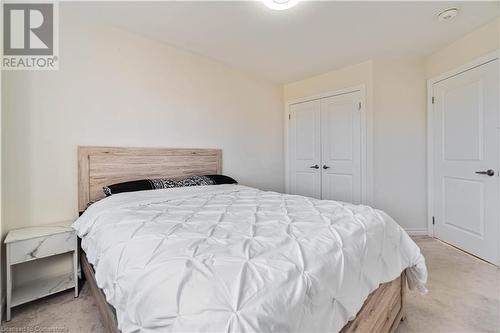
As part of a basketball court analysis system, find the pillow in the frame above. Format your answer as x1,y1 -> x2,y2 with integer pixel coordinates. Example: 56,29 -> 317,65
103,174 -> 237,196
204,174 -> 237,185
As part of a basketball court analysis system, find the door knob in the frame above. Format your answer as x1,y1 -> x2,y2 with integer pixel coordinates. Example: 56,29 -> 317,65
475,169 -> 495,176
323,165 -> 330,169
310,165 -> 319,169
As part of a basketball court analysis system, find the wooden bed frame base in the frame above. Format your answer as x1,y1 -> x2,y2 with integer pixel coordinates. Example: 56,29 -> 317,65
341,271 -> 406,333
81,251 -> 406,333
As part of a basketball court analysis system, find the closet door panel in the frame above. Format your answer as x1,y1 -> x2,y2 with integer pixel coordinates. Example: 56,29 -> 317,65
321,91 -> 361,203
289,100 -> 321,198
322,173 -> 353,203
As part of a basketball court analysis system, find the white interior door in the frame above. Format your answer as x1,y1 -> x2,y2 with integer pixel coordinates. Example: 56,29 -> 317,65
289,100 -> 321,198
432,59 -> 499,264
321,91 -> 362,203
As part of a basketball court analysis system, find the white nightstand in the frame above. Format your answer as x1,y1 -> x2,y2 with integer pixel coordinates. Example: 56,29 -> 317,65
4,221 -> 79,321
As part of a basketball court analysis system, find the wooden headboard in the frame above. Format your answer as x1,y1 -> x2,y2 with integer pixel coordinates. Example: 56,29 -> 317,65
78,146 -> 222,212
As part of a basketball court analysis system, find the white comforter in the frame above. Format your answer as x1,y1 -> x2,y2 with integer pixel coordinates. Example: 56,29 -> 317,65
73,184 -> 427,333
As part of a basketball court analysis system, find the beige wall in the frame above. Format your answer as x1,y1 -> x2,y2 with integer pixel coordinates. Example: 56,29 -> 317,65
283,61 -> 374,102
2,11 -> 284,234
426,18 -> 499,78
372,58 -> 427,233
2,11 -> 284,285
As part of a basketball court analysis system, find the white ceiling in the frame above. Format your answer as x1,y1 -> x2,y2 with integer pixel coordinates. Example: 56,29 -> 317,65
65,1 -> 499,83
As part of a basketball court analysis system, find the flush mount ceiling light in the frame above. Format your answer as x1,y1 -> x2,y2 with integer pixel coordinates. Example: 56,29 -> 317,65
263,0 -> 300,10
437,8 -> 459,22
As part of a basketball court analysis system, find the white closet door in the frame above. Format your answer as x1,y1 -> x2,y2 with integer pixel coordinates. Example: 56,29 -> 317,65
321,91 -> 362,203
289,100 -> 321,198
432,59 -> 499,264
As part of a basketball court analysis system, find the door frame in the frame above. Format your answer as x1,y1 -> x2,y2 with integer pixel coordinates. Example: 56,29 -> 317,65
427,51 -> 500,264
285,85 -> 373,205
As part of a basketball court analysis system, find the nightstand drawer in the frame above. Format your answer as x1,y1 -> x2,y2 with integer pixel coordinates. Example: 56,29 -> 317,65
8,231 -> 76,264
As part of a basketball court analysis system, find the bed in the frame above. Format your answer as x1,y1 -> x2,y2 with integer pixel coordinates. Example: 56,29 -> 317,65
74,146 -> 427,333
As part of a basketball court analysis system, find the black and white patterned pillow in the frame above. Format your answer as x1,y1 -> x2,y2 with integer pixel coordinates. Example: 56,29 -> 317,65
149,175 -> 214,189
103,175 -> 237,196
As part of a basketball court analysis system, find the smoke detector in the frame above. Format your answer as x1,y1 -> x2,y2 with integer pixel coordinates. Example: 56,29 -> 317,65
438,8 -> 459,22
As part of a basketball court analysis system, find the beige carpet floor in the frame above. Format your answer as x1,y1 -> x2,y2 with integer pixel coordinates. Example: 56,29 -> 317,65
2,237 -> 499,332
396,237 -> 499,333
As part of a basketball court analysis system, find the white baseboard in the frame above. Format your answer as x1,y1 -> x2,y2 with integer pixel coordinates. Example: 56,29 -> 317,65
404,228 -> 429,236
